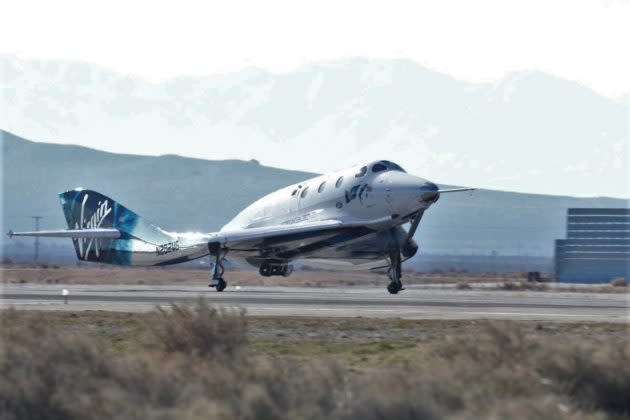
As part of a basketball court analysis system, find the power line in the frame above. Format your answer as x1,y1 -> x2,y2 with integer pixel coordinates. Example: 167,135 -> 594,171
31,216 -> 42,262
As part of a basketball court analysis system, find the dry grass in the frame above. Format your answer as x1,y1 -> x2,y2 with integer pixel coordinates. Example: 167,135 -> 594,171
502,281 -> 549,291
1,303 -> 629,419
453,280 -> 628,294
611,278 -> 627,287
455,281 -> 472,290
148,304 -> 247,358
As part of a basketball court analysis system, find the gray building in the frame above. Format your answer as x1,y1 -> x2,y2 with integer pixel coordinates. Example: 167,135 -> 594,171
555,208 -> 629,283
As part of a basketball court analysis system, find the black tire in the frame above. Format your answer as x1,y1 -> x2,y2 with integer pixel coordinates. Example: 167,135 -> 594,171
215,278 -> 227,292
282,265 -> 294,277
387,283 -> 400,294
259,264 -> 271,277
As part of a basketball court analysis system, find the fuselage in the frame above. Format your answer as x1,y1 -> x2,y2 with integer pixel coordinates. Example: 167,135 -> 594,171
221,160 -> 440,269
8,160 -> 443,275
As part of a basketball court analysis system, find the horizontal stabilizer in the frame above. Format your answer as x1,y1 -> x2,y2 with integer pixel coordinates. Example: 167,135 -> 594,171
7,228 -> 121,239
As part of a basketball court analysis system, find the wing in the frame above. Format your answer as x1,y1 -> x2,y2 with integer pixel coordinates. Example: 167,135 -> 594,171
214,220 -> 341,245
207,216 -> 394,262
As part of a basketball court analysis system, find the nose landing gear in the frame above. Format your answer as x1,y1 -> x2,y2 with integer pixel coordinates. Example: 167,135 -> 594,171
387,249 -> 403,294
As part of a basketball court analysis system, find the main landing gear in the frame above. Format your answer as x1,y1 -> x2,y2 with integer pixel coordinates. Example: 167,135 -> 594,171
259,262 -> 294,277
387,249 -> 404,294
208,249 -> 227,292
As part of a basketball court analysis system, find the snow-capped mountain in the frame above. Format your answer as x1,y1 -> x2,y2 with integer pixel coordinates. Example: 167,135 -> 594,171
1,55 -> 627,197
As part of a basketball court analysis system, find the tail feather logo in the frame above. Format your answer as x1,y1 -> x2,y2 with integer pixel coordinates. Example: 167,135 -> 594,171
75,194 -> 112,259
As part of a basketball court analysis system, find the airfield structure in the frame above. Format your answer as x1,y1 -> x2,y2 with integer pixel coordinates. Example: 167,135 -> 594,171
554,208 -> 629,283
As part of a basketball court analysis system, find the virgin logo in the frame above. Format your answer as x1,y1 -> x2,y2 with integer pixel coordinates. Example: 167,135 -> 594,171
76,194 -> 112,259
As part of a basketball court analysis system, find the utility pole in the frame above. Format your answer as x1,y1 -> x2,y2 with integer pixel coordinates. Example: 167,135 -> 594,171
32,216 -> 42,262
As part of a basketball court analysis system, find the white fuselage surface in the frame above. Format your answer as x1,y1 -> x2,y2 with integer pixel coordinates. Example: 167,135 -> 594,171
220,160 -> 439,270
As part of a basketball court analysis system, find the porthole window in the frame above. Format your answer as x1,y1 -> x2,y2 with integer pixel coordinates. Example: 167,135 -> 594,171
372,163 -> 387,173
318,181 -> 326,193
300,187 -> 309,198
335,176 -> 344,188
355,166 -> 367,177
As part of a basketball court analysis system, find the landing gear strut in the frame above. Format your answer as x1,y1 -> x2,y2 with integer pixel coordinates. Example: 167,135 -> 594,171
387,249 -> 403,294
208,247 -> 227,292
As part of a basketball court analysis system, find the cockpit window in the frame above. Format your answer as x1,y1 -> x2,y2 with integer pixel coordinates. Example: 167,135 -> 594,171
335,176 -> 344,188
372,163 -> 387,173
355,166 -> 367,178
372,160 -> 406,173
383,160 -> 406,172
318,181 -> 326,193
300,187 -> 309,198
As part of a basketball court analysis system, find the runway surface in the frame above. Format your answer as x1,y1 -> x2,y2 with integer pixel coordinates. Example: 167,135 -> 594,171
2,283 -> 628,322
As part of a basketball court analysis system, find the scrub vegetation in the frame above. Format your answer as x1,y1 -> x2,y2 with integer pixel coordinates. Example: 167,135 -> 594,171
1,302 -> 629,419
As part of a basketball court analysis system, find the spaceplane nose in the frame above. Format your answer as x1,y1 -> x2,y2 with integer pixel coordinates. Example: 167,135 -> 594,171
420,181 -> 439,201
421,181 -> 438,192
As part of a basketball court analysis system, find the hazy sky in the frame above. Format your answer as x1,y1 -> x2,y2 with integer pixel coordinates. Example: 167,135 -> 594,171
2,0 -> 630,98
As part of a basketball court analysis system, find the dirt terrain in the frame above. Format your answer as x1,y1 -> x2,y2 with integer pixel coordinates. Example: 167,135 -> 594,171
2,263 -> 626,293
0,263 -> 522,285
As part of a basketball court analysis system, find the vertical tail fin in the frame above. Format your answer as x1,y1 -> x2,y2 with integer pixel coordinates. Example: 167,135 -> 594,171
59,188 -> 176,265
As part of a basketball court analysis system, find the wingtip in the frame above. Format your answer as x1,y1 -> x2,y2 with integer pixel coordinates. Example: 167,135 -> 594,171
7,229 -> 14,238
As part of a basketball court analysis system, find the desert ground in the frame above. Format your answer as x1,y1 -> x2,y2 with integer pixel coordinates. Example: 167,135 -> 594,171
1,264 -> 628,419
1,262 -> 529,286
1,263 -> 627,291
1,303 -> 629,419
2,264 -> 628,322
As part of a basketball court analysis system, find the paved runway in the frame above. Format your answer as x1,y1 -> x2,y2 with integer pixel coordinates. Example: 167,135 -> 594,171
1,284 -> 628,322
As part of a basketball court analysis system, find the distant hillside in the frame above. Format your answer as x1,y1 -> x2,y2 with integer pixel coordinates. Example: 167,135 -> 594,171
1,131 -> 626,266
1,130 -> 315,262
1,55 -> 627,197
1,130 -> 314,232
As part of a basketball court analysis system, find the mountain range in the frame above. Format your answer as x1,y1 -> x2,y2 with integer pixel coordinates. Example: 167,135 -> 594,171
1,55 -> 627,198
2,130 -> 626,267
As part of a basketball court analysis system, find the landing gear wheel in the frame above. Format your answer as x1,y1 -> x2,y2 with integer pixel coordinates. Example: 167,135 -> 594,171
259,264 -> 272,277
215,278 -> 227,292
386,248 -> 404,295
282,264 -> 294,277
387,282 -> 401,294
